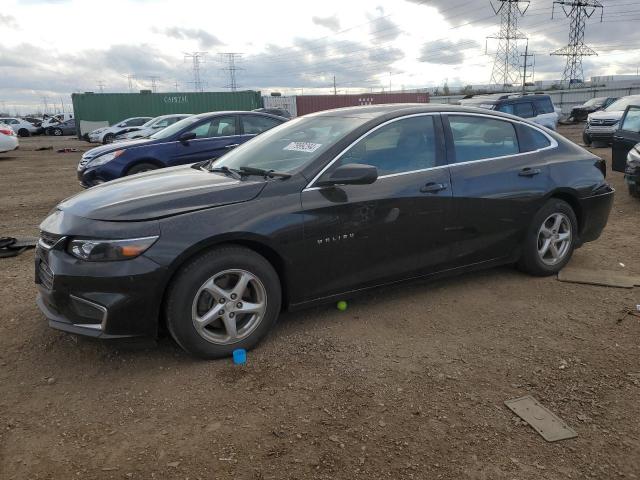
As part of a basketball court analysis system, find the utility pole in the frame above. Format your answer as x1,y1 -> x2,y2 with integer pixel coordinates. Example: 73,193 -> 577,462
486,0 -> 530,89
389,72 -> 392,93
550,0 -> 603,88
174,79 -> 180,92
333,75 -> 337,95
185,52 -> 207,92
219,53 -> 243,92
521,40 -> 534,93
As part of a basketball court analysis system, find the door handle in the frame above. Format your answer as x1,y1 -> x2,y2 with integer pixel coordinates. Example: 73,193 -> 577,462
225,143 -> 240,149
518,167 -> 541,177
420,182 -> 447,193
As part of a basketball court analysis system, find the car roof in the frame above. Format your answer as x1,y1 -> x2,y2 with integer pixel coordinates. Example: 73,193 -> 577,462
190,110 -> 287,120
306,103 -> 536,120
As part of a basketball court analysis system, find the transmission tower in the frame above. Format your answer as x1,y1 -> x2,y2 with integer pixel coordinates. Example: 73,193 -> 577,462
148,76 -> 160,93
185,52 -> 207,92
487,0 -> 530,88
220,53 -> 243,91
122,74 -> 137,92
97,80 -> 106,93
550,0 -> 603,88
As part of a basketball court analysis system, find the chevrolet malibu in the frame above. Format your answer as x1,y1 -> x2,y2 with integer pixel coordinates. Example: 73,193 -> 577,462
36,105 -> 614,358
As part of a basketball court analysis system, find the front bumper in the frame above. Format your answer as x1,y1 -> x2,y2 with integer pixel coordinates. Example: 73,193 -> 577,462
35,241 -> 167,338
584,124 -> 617,142
88,134 -> 102,143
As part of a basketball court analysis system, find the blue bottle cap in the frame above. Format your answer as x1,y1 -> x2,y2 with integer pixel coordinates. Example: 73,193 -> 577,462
232,348 -> 247,365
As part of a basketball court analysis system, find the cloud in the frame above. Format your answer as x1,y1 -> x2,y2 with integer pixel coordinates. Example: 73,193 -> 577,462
0,14 -> 18,28
312,14 -> 340,32
418,38 -> 480,65
366,11 -> 402,43
154,26 -> 223,48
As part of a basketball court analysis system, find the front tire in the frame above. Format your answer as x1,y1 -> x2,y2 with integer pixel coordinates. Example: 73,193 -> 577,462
166,246 -> 282,359
126,163 -> 158,175
103,133 -> 114,144
518,199 -> 577,276
582,131 -> 591,146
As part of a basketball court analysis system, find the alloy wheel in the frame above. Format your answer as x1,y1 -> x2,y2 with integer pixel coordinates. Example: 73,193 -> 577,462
537,212 -> 572,266
191,269 -> 267,345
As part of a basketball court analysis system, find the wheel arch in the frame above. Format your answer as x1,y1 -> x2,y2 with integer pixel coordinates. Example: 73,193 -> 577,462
546,188 -> 584,234
157,233 -> 290,334
124,158 -> 164,175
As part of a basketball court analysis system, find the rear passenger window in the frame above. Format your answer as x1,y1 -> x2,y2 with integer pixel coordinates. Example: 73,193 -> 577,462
449,116 -> 519,163
518,125 -> 552,152
514,102 -> 535,118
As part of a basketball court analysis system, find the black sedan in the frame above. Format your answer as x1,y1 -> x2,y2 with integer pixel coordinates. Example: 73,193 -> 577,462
35,105 -> 614,358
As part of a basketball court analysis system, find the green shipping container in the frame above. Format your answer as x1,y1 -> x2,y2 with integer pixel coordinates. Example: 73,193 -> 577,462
72,90 -> 263,136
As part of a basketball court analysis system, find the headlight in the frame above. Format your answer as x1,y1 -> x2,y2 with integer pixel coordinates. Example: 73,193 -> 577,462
86,149 -> 125,168
628,147 -> 640,168
68,236 -> 158,261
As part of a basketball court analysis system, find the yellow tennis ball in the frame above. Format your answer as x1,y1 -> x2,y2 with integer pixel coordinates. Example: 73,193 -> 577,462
337,300 -> 348,311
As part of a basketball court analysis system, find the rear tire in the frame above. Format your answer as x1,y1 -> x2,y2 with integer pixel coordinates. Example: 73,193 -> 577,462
18,128 -> 30,137
518,199 -> 577,276
166,246 -> 282,359
126,163 -> 158,175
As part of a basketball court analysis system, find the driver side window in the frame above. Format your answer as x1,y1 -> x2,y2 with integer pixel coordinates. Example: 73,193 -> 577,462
336,116 -> 437,176
621,107 -> 640,132
188,116 -> 237,139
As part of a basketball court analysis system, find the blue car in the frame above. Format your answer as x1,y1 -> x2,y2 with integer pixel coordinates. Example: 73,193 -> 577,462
77,111 -> 287,187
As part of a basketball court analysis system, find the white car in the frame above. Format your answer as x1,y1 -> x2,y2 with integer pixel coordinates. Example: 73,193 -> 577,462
584,95 -> 640,146
0,123 -> 19,153
88,117 -> 152,144
0,117 -> 38,137
114,114 -> 192,141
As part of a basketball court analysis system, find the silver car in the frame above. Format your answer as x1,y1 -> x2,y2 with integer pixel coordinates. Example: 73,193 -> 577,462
115,114 -> 192,141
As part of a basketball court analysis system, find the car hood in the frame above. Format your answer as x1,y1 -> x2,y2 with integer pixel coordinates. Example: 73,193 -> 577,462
588,110 -> 624,122
58,165 -> 266,221
83,138 -> 153,159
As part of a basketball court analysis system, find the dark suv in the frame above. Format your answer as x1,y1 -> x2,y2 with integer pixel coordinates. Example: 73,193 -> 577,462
461,94 -> 560,130
77,111 -> 286,187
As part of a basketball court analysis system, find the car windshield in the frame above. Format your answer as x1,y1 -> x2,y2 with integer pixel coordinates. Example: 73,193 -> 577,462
212,115 -> 369,174
605,96 -> 640,112
149,115 -> 202,140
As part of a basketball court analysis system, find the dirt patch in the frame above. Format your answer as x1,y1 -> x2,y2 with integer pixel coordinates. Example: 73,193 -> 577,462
0,128 -> 639,479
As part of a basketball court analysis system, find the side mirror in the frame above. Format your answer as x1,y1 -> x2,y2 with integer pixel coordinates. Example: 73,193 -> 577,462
178,131 -> 197,143
316,163 -> 378,187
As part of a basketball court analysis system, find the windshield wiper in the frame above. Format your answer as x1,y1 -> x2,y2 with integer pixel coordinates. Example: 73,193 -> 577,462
208,165 -> 242,180
237,166 -> 292,179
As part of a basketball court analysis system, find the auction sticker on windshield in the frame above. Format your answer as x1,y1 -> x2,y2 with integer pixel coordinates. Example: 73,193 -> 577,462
284,142 -> 322,153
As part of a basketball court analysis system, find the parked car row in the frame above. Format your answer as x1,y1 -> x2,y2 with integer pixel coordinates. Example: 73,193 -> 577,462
0,113 -> 76,136
79,111 -> 287,186
36,104 -> 614,358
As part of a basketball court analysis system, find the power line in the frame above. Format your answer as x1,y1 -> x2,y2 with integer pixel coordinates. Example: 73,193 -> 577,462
220,53 -> 243,91
184,52 -> 207,92
550,0 -> 604,88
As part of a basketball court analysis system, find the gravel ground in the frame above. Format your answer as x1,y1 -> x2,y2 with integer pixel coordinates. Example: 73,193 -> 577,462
0,126 -> 639,480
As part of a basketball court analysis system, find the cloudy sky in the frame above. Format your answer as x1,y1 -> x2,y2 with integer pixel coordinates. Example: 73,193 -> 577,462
1,0 -> 639,113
